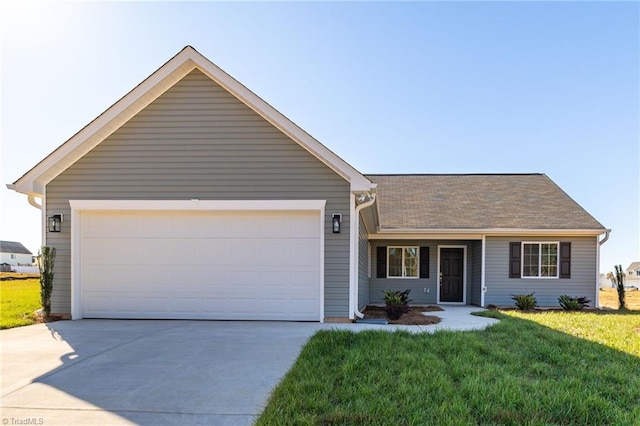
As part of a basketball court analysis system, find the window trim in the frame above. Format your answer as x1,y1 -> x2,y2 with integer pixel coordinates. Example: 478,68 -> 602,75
387,246 -> 419,279
521,241 -> 559,279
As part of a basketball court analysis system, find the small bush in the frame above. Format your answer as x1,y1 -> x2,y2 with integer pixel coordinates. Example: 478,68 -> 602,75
558,295 -> 590,311
383,289 -> 412,320
511,293 -> 537,310
37,246 -> 56,318
612,264 -> 626,310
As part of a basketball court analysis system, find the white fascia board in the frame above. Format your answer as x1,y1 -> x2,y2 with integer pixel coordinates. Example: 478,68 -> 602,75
370,228 -> 609,239
12,46 -> 374,196
370,233 -> 484,240
13,57 -> 197,196
69,199 -> 327,212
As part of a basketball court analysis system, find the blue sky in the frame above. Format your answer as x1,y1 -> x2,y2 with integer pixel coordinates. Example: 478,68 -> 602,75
1,1 -> 638,272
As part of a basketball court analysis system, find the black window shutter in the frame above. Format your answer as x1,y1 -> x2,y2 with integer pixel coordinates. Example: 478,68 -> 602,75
419,247 -> 430,278
509,242 -> 521,278
376,246 -> 387,278
559,242 -> 571,279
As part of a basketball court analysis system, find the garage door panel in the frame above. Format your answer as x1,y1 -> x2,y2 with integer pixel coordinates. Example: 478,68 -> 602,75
80,210 -> 321,320
82,213 -> 139,238
291,297 -> 319,313
288,240 -> 320,265
170,297 -> 205,314
260,270 -> 292,288
83,238 -> 132,265
83,294 -> 112,315
117,296 -> 166,314
288,215 -> 319,238
291,270 -> 318,289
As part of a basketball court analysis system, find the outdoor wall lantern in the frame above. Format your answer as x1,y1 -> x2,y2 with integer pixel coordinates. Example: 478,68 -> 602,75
332,213 -> 342,233
48,214 -> 63,233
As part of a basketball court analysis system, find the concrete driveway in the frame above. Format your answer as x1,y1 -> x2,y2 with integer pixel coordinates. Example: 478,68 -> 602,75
1,308 -> 497,425
1,320 -> 323,425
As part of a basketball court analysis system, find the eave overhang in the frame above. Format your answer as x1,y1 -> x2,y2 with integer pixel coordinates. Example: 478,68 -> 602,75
368,228 -> 611,240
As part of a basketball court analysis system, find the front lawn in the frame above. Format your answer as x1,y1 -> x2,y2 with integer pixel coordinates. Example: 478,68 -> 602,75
258,311 -> 640,425
0,277 -> 40,329
600,288 -> 640,310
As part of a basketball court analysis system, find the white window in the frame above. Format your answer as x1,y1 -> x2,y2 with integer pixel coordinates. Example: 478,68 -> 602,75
10,254 -> 15,259
522,242 -> 558,278
388,246 -> 418,278
636,270 -> 640,277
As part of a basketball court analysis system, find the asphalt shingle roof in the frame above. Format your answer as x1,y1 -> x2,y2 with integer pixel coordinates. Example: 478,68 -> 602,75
0,241 -> 33,255
627,262 -> 640,271
366,174 -> 605,231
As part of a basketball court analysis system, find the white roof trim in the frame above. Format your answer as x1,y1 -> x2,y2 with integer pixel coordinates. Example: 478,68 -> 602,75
369,228 -> 610,239
11,46 -> 373,196
68,199 -> 326,211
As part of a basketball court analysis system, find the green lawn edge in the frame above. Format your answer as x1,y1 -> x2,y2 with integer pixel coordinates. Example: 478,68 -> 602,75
0,278 -> 40,329
258,311 -> 640,426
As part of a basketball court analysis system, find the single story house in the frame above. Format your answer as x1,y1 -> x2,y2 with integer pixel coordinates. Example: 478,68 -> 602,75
7,46 -> 609,321
625,262 -> 640,289
0,241 -> 34,267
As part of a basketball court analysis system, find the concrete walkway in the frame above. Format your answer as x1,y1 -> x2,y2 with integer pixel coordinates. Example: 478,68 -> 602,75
336,305 -> 500,333
1,307 -> 497,425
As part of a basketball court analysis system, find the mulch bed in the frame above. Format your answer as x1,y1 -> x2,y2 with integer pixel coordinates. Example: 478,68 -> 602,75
362,306 -> 443,325
33,310 -> 68,323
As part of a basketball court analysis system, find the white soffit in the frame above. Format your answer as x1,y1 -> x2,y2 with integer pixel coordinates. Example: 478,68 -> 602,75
368,228 -> 610,240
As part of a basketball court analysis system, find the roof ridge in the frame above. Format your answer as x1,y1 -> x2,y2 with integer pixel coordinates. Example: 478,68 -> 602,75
364,173 -> 544,176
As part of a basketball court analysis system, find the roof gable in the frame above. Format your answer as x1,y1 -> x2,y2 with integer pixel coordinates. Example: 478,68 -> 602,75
10,46 -> 373,196
367,174 -> 606,233
0,241 -> 32,255
627,262 -> 640,271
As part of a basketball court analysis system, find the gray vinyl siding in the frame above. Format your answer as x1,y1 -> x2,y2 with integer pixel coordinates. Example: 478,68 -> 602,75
369,240 -> 476,305
357,215 -> 369,310
46,69 -> 351,318
484,236 -> 598,307
470,240 -> 482,306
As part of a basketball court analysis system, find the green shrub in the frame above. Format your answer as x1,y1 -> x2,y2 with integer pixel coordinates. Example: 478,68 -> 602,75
612,264 -> 626,310
511,293 -> 537,310
37,246 -> 56,318
558,295 -> 590,311
383,289 -> 412,320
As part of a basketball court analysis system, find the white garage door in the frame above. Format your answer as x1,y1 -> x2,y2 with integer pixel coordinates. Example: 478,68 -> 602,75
79,210 -> 321,320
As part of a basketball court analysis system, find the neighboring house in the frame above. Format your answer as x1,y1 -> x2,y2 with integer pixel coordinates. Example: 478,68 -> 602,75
626,262 -> 640,289
0,241 -> 33,267
7,46 -> 609,321
599,273 -> 614,289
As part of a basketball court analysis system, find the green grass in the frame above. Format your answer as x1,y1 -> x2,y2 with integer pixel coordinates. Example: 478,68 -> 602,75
0,278 -> 40,329
258,311 -> 640,425
499,310 -> 640,357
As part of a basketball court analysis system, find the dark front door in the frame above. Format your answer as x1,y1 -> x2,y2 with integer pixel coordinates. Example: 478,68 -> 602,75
440,248 -> 464,303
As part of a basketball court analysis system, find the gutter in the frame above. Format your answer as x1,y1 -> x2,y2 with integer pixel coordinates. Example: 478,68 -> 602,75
598,230 -> 610,246
6,183 -> 42,210
27,195 -> 42,210
353,193 -> 376,319
374,227 -> 609,236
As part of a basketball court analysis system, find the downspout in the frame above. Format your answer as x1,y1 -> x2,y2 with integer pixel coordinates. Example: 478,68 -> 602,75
480,235 -> 486,307
28,194 -> 42,209
596,230 -> 611,308
353,193 -> 376,319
